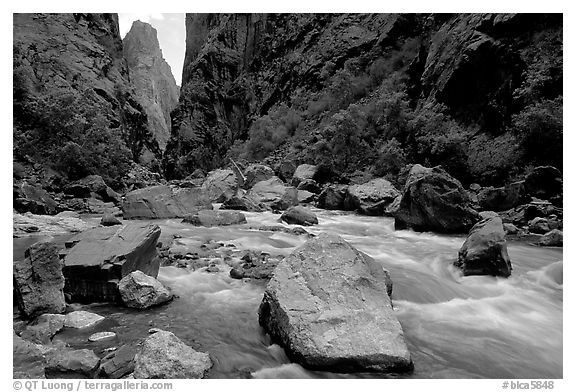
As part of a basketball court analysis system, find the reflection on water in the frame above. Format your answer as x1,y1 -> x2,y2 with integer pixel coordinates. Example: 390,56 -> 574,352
15,209 -> 562,378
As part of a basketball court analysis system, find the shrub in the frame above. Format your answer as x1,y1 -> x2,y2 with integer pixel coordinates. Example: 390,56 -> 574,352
373,138 -> 408,178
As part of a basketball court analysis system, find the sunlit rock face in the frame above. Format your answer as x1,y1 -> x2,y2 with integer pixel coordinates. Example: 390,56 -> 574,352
123,20 -> 180,156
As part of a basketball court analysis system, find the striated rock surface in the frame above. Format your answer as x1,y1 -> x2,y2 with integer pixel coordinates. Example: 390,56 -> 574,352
258,233 -> 411,373
394,165 -> 479,233
118,271 -> 173,309
98,344 -> 138,379
122,185 -> 212,219
134,330 -> 212,379
61,223 -> 161,302
454,216 -> 512,277
123,21 -> 179,153
14,242 -> 66,318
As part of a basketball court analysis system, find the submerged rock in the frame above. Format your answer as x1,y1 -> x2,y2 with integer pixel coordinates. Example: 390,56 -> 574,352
182,210 -> 247,227
454,216 -> 512,277
134,330 -> 212,379
280,206 -> 318,226
88,331 -> 117,342
258,233 -> 411,373
393,165 -> 479,233
118,271 -> 173,309
122,185 -> 212,219
13,242 -> 66,318
45,348 -> 100,379
344,178 -> 400,216
61,223 -> 161,302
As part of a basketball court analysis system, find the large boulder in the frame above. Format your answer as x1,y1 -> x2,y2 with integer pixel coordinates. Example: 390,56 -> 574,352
291,164 -> 319,187
344,178 -> 400,216
118,271 -> 173,309
14,181 -> 59,215
317,184 -> 348,210
258,233 -> 412,373
134,330 -> 212,379
182,210 -> 247,227
477,181 -> 527,211
64,311 -> 105,329
201,169 -> 239,202
280,206 -> 318,226
528,217 -> 550,234
524,166 -> 562,200
454,216 -> 512,277
243,164 -> 275,189
393,165 -> 479,233
249,177 -> 298,211
45,348 -> 100,379
122,185 -> 212,219
13,242 -> 66,318
61,223 -> 161,302
13,211 -> 98,236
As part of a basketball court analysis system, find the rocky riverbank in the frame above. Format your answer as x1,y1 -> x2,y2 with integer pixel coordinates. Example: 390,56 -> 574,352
13,160 -> 563,379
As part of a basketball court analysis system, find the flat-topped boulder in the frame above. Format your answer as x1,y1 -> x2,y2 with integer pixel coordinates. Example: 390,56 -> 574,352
122,185 -> 212,219
454,216 -> 512,277
13,211 -> 98,236
134,330 -> 212,379
393,164 -> 479,233
64,311 -> 105,329
182,210 -> 247,227
258,233 -> 412,373
249,177 -> 298,211
344,178 -> 400,216
14,242 -> 66,318
62,223 -> 161,302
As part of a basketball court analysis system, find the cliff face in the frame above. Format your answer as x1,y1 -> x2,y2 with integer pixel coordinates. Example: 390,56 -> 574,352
13,13 -> 162,178
165,13 -> 562,184
123,20 -> 180,156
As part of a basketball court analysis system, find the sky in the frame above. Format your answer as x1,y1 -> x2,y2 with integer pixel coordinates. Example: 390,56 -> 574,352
119,13 -> 185,86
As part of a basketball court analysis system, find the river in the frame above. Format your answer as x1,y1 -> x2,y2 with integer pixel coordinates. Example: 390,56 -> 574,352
13,209 -> 563,379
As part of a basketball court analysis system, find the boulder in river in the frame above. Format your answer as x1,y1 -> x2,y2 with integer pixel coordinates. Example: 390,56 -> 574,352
13,242 -> 66,318
61,223 -> 161,302
221,193 -> 266,212
13,332 -> 46,378
393,164 -> 479,233
122,185 -> 212,219
64,311 -> 105,329
13,211 -> 98,236
537,229 -> 563,247
118,271 -> 173,309
14,181 -> 59,215
291,164 -> 319,187
280,206 -> 318,226
134,330 -> 212,379
528,217 -> 550,234
249,177 -> 299,211
201,169 -> 239,202
45,348 -> 100,378
182,210 -> 247,227
243,163 -> 275,189
258,233 -> 412,373
344,178 -> 400,216
454,216 -> 512,277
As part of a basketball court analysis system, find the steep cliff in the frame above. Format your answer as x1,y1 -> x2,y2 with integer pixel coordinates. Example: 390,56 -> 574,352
165,13 -> 562,185
123,20 -> 180,157
13,13 -> 162,186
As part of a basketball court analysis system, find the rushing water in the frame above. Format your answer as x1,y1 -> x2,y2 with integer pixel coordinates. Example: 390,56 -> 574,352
14,209 -> 563,379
